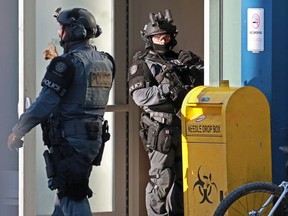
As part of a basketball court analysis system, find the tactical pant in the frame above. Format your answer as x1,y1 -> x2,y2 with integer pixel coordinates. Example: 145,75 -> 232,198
50,135 -> 102,216
145,125 -> 184,216
51,194 -> 93,216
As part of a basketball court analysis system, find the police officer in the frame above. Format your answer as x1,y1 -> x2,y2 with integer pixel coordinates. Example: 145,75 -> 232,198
7,7 -> 115,216
128,9 -> 204,216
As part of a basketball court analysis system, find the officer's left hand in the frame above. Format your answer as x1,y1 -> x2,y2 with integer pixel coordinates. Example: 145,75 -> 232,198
7,133 -> 23,151
43,44 -> 58,60
178,50 -> 201,65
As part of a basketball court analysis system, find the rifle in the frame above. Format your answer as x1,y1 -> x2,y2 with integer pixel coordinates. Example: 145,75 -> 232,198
155,61 -> 193,102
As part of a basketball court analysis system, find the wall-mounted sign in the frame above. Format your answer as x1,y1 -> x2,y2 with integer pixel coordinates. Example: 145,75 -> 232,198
247,8 -> 264,53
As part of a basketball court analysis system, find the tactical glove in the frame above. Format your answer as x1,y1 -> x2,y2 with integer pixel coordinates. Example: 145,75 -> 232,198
7,133 -> 23,151
178,50 -> 201,65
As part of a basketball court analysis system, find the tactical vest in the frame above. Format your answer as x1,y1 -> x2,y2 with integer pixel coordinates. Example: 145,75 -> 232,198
63,50 -> 113,109
129,51 -> 196,114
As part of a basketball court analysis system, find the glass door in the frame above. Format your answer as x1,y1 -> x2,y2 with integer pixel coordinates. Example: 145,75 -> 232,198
204,0 -> 241,87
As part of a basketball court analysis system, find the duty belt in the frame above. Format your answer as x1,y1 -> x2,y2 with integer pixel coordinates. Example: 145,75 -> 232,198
149,112 -> 180,126
62,118 -> 102,137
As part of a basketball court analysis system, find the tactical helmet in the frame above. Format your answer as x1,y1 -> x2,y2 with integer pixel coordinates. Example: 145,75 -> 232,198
141,9 -> 178,50
54,7 -> 102,42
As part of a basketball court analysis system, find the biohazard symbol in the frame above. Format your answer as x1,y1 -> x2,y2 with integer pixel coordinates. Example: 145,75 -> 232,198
193,166 -> 217,204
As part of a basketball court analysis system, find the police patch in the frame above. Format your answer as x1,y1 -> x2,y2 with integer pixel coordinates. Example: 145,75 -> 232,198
41,56 -> 75,97
55,61 -> 67,73
130,65 -> 138,75
91,72 -> 112,87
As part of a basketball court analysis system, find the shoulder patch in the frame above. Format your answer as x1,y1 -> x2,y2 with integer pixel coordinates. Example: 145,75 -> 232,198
129,65 -> 138,75
41,56 -> 75,96
127,61 -> 150,95
48,56 -> 73,77
55,61 -> 67,73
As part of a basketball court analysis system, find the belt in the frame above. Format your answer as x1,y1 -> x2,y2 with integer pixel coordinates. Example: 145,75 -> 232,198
149,112 -> 180,126
62,118 -> 102,137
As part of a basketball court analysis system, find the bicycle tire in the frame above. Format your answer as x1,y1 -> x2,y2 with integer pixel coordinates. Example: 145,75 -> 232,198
213,182 -> 288,216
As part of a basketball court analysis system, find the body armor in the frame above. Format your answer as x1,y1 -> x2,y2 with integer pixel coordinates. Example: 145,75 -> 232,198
70,50 -> 113,109
128,50 -> 201,113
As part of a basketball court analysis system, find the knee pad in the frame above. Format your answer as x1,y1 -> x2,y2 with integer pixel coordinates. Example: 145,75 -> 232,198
150,168 -> 174,199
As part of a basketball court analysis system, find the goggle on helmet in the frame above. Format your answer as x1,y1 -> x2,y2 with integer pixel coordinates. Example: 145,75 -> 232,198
141,9 -> 178,49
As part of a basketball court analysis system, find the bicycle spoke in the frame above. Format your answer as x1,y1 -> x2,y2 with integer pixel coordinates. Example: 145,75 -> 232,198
213,182 -> 288,216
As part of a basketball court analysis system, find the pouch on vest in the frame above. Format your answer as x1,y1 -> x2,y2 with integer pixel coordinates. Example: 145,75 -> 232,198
85,120 -> 101,140
157,125 -> 180,154
157,127 -> 173,154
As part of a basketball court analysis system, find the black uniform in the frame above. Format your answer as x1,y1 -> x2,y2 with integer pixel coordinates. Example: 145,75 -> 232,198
128,48 -> 204,215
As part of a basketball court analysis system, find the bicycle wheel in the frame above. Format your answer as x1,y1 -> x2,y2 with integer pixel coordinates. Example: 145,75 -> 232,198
213,182 -> 288,216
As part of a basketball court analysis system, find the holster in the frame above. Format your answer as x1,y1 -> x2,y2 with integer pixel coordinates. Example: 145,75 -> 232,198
140,113 -> 162,151
43,150 -> 55,179
43,142 -> 73,191
147,121 -> 161,150
91,120 -> 111,166
41,118 -> 51,146
139,128 -> 149,151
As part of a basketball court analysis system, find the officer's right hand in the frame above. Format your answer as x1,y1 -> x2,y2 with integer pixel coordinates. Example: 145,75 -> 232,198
7,133 -> 24,151
178,50 -> 201,65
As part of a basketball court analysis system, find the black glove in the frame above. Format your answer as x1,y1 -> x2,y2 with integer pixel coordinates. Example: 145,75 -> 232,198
168,81 -> 190,101
7,133 -> 23,151
178,50 -> 201,65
